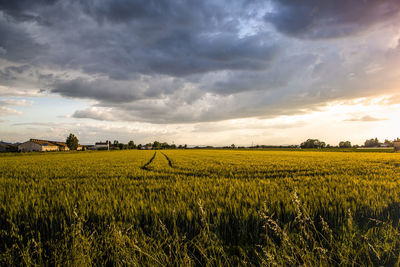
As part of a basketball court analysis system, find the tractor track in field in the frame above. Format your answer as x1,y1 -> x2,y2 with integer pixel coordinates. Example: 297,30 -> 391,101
140,151 -> 157,170
161,152 -> 174,168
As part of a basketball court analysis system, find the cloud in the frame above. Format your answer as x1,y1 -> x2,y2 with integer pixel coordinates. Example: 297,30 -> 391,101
0,14 -> 47,62
0,99 -> 32,106
383,94 -> 400,105
345,115 -> 388,122
191,119 -> 306,133
0,106 -> 22,116
51,75 -> 188,103
0,86 -> 43,97
72,107 -> 117,121
266,0 -> 400,39
0,0 -> 400,126
0,0 -> 57,22
12,122 -> 57,127
0,98 -> 31,118
4,0 -> 278,79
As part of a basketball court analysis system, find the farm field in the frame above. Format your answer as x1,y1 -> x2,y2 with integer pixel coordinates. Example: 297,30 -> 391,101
1,150 -> 400,266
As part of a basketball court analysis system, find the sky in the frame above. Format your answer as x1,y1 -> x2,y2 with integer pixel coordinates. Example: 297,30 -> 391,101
0,0 -> 400,146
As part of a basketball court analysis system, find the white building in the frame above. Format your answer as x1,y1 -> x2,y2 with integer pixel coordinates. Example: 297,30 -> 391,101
18,139 -> 59,152
18,139 -> 83,152
94,142 -> 109,150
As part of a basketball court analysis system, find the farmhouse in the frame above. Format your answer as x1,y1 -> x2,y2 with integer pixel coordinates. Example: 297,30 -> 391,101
52,141 -> 70,151
394,138 -> 400,152
18,139 -> 59,152
18,139 -> 84,152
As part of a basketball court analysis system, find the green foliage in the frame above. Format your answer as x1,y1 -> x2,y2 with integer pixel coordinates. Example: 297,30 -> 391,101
1,150 -> 400,265
300,139 -> 326,148
365,138 -> 381,147
339,141 -> 352,148
384,139 -> 394,147
128,141 -> 136,149
66,133 -> 79,150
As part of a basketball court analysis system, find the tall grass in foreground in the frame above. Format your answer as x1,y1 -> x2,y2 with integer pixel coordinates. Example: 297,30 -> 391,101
259,191 -> 400,266
1,192 -> 400,266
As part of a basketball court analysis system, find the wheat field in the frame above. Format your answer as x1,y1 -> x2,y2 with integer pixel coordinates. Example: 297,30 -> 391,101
1,149 -> 400,266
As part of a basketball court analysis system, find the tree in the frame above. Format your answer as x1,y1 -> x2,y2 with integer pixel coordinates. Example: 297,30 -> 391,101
300,139 -> 326,149
364,138 -> 380,147
339,141 -> 352,148
161,142 -> 169,149
153,141 -> 160,149
231,144 -> 236,149
128,140 -> 136,149
118,143 -> 125,150
66,133 -> 79,150
383,139 -> 394,147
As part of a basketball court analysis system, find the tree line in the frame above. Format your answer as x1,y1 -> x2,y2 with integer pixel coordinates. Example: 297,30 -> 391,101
299,138 -> 396,149
65,133 -> 187,150
110,140 -> 188,150
65,133 -> 397,151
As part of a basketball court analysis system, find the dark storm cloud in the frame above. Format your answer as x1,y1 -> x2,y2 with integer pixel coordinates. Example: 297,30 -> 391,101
0,0 -> 277,78
266,0 -> 400,38
146,32 -> 278,76
0,0 -> 57,22
80,0 -> 206,24
78,0 -> 276,76
52,78 -> 145,103
0,0 -> 57,13
207,53 -> 318,95
52,76 -> 188,103
1,0 -> 400,124
0,65 -> 30,81
0,16 -> 47,62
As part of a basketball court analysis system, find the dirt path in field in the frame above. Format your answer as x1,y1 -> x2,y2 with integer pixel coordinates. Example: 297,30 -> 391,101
161,152 -> 174,168
141,151 -> 157,170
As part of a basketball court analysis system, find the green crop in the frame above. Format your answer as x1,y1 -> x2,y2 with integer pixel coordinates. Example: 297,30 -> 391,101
1,150 -> 400,266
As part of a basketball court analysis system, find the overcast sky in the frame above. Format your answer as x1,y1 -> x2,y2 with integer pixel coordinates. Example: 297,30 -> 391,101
1,0 -> 400,146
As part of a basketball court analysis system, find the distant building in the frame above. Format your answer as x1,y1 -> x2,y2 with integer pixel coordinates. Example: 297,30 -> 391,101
18,139 -> 83,152
52,141 -> 70,151
18,139 -> 59,152
395,138 -> 400,152
94,142 -> 109,150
